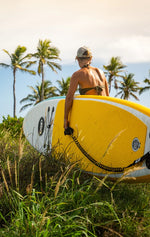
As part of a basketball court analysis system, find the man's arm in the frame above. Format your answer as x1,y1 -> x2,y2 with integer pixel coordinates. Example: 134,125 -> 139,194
64,74 -> 79,129
99,69 -> 109,96
105,77 -> 109,96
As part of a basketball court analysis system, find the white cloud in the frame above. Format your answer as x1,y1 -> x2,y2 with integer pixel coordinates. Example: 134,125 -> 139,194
94,35 -> 150,63
0,0 -> 150,64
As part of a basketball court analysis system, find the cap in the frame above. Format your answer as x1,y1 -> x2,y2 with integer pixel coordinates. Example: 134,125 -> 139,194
76,46 -> 92,58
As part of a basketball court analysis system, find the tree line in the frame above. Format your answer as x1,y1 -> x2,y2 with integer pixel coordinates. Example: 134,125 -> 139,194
0,39 -> 150,118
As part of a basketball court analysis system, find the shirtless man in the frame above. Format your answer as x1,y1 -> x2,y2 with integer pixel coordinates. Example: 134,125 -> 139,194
64,46 -> 109,130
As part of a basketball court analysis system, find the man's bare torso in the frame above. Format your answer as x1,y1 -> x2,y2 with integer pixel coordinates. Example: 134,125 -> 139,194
72,66 -> 108,96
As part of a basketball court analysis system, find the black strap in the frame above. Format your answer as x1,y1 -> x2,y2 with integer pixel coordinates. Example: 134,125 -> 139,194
64,127 -> 150,173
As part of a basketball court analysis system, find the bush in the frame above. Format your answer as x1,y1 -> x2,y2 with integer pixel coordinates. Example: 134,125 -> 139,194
0,118 -> 150,236
0,116 -> 24,138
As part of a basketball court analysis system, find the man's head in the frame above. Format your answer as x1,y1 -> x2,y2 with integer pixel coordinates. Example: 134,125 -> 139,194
76,46 -> 92,67
76,46 -> 92,59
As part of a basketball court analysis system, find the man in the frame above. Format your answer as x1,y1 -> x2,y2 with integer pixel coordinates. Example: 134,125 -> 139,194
64,46 -> 109,130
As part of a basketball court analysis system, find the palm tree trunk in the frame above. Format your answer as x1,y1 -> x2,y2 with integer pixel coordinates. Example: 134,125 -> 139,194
13,68 -> 16,117
41,63 -> 44,101
108,75 -> 113,93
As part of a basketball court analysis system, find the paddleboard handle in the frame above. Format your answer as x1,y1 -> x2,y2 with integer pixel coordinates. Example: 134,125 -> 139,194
64,127 -> 74,136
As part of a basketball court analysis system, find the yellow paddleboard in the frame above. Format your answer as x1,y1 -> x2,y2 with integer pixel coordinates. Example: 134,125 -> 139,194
23,96 -> 150,182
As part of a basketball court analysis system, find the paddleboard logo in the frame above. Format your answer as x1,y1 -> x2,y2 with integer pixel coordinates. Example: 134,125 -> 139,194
132,138 -> 140,151
43,106 -> 55,149
38,117 -> 45,136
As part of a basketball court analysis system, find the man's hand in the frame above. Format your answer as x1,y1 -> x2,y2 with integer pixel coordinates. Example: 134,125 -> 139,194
64,127 -> 74,135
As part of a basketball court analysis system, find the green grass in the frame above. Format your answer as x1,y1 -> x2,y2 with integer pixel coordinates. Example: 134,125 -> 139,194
0,129 -> 150,236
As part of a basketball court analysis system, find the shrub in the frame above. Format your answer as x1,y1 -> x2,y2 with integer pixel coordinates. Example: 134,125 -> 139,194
0,116 -> 24,138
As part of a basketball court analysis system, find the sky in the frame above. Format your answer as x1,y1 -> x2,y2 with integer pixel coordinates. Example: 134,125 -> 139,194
0,0 -> 150,121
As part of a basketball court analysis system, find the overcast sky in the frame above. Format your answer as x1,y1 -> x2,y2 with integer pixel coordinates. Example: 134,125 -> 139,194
0,0 -> 150,64
0,0 -> 150,120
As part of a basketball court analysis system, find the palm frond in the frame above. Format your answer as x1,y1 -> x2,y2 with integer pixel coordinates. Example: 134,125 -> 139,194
139,86 -> 150,95
47,61 -> 62,72
115,73 -> 139,100
20,94 -> 37,103
144,78 -> 150,84
2,49 -> 11,58
20,80 -> 57,111
16,66 -> 36,75
38,62 -> 42,75
0,63 -> 10,68
15,46 -> 26,58
115,91 -> 122,97
20,103 -> 34,112
130,92 -> 139,100
20,60 -> 37,68
46,62 -> 57,73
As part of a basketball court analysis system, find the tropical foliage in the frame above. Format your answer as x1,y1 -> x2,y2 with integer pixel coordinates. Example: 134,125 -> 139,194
0,46 -> 36,117
20,77 -> 72,112
28,39 -> 61,101
139,78 -> 150,95
115,73 -> 140,100
0,115 -> 23,137
0,125 -> 150,237
103,56 -> 126,92
56,77 -> 71,95
0,39 -> 150,118
20,80 -> 57,112
1,42 -> 150,237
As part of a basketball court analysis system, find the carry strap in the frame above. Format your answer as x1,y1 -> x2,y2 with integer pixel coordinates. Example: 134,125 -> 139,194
64,127 -> 150,173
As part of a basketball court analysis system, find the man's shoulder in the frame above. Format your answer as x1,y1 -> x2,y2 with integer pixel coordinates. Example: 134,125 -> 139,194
72,69 -> 84,78
94,67 -> 104,74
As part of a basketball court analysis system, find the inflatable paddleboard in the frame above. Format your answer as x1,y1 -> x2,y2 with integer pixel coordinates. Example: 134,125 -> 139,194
23,96 -> 150,182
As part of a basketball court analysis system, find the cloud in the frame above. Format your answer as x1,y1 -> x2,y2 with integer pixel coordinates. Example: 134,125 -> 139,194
109,36 -> 150,63
94,35 -> 150,64
0,0 -> 150,64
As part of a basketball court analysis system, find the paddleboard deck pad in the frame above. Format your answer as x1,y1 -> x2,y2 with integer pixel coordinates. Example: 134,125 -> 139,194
23,96 -> 150,182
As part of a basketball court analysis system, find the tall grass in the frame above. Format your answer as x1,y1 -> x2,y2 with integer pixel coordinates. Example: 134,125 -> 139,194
0,129 -> 150,236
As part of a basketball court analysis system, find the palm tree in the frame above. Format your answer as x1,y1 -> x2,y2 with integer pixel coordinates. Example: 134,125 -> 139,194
139,78 -> 150,95
56,77 -> 71,95
115,73 -> 140,100
20,80 -> 57,112
0,46 -> 36,117
29,39 -> 61,101
103,57 -> 126,93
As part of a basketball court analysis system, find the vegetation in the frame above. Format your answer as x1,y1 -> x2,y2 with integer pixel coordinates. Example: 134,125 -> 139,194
0,40 -> 150,236
19,77 -> 71,111
0,46 -> 36,117
0,115 -> 23,138
103,57 -> 126,93
56,77 -> 71,96
139,78 -> 150,95
0,118 -> 150,236
20,80 -> 57,112
0,39 -> 150,116
28,39 -> 61,101
115,73 -> 140,100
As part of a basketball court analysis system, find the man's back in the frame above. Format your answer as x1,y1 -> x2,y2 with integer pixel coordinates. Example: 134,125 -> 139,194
72,66 -> 109,96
